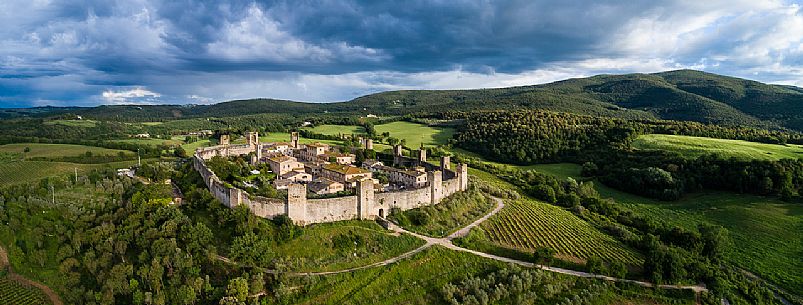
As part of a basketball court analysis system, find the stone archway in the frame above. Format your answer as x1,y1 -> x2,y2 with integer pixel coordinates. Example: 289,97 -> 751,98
378,208 -> 385,218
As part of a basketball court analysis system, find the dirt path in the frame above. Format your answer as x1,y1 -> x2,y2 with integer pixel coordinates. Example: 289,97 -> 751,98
0,245 -> 64,305
218,197 -> 707,293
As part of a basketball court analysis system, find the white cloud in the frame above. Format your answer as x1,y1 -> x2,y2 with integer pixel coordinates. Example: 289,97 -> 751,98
207,4 -> 384,62
102,87 -> 161,104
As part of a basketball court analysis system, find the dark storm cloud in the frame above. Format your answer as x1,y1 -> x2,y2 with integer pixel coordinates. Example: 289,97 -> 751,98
0,0 -> 801,106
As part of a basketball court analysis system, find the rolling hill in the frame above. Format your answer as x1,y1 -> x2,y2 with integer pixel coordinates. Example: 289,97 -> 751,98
3,70 -> 802,131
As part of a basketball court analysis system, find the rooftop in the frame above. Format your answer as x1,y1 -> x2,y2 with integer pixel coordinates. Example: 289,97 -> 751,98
323,163 -> 371,175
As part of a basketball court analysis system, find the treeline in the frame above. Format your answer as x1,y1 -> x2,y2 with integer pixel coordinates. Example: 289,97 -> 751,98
455,110 -> 643,163
455,110 -> 803,165
453,156 -> 780,304
588,151 -> 803,201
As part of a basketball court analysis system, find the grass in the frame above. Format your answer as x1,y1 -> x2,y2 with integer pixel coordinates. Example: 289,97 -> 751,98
532,162 -> 803,294
42,119 -> 96,128
0,276 -> 51,305
375,121 -> 455,148
279,246 -> 506,305
632,134 -> 803,161
389,187 -> 496,237
0,143 -> 133,159
111,138 -> 184,147
273,221 -> 425,272
304,124 -> 365,135
0,159 -> 145,187
301,121 -> 454,149
473,198 -> 643,266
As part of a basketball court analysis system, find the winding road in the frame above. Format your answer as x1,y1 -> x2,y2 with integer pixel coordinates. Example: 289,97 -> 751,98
224,196 -> 707,293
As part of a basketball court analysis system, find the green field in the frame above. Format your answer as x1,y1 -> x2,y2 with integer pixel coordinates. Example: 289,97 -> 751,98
632,134 -> 803,160
375,121 -> 454,148
472,198 -> 643,266
303,121 -> 454,148
0,143 -> 133,159
42,119 -> 96,128
0,277 -> 50,305
0,160 -> 143,186
390,188 -> 496,237
304,124 -> 365,135
273,221 -> 424,272
112,138 -> 184,147
532,162 -> 803,294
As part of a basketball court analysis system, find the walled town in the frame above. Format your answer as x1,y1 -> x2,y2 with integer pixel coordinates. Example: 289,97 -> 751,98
193,132 -> 468,225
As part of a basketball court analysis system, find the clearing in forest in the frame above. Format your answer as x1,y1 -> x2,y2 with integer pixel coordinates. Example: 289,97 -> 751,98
632,134 -> 803,160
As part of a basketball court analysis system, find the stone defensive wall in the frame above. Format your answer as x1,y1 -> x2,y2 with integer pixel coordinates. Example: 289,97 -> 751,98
192,145 -> 468,225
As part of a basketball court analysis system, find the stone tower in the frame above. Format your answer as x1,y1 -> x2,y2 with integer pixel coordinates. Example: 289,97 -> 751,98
440,156 -> 451,170
429,170 -> 442,205
456,163 -> 468,191
287,183 -> 307,225
393,144 -> 403,156
291,132 -> 299,149
246,132 -> 259,147
365,138 -> 374,150
418,148 -> 427,163
357,178 -> 375,219
219,134 -> 230,146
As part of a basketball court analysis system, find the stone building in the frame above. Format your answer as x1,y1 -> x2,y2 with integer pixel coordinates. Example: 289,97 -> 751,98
308,178 -> 344,195
267,155 -> 304,175
321,163 -> 373,188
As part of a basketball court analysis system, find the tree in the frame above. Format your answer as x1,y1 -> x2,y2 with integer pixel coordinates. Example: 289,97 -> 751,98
586,256 -> 604,274
225,277 -> 249,303
531,247 -> 556,265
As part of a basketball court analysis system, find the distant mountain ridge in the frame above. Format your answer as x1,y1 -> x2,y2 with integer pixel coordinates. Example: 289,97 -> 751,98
3,70 -> 803,131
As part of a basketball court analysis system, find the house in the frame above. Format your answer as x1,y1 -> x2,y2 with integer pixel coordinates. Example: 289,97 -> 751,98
308,178 -> 344,195
280,170 -> 312,182
320,151 -> 354,165
374,165 -> 428,188
321,163 -> 372,188
134,133 -> 150,138
267,155 -> 304,175
262,142 -> 291,155
299,143 -> 329,161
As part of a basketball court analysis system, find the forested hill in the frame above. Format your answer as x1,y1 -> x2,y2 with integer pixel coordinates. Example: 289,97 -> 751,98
4,70 -> 803,131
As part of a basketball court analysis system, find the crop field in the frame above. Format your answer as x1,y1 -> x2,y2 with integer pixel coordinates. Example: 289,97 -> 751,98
532,162 -> 803,294
0,160 -> 142,186
0,277 -> 50,305
0,143 -> 133,159
479,198 -> 643,265
632,134 -> 803,160
274,221 -> 424,272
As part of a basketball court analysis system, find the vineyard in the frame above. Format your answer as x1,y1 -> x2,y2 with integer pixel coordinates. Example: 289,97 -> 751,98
0,277 -> 51,305
0,160 -> 142,186
480,199 -> 643,265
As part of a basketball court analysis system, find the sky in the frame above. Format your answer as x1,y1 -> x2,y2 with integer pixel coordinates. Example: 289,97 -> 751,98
1,0 -> 802,107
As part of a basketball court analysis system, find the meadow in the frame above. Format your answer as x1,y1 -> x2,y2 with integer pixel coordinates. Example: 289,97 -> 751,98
0,143 -> 133,159
632,134 -> 803,160
42,119 -> 96,128
531,162 -> 803,294
304,121 -> 454,148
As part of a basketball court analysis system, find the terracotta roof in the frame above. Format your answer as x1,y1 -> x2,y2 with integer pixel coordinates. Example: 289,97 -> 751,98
323,163 -> 370,175
268,155 -> 296,163
305,142 -> 329,148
